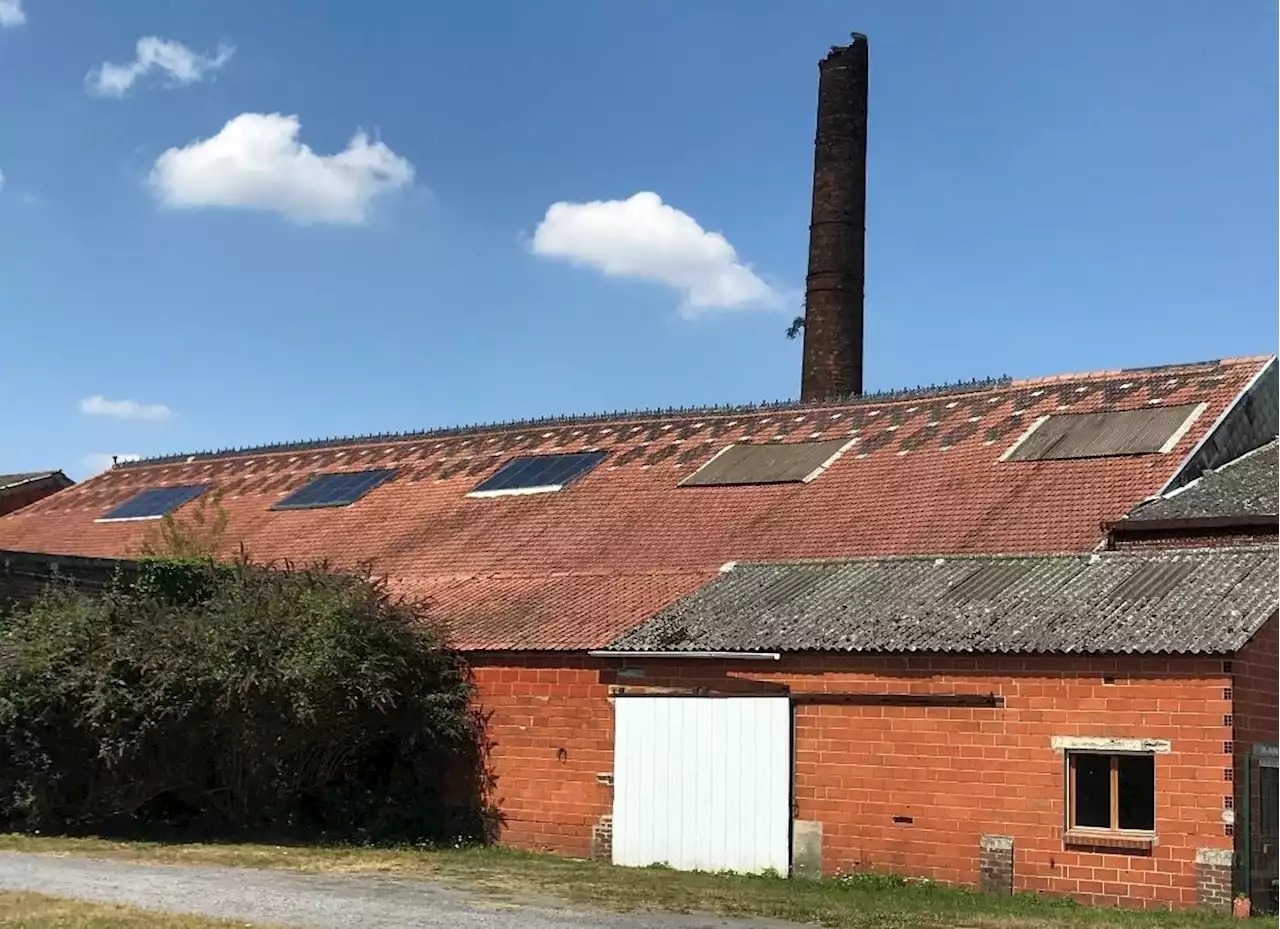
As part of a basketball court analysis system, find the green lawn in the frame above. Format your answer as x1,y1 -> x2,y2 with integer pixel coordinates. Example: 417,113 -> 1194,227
0,835 -> 1239,929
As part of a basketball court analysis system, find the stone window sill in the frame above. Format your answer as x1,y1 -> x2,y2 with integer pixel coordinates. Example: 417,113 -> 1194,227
1064,829 -> 1155,852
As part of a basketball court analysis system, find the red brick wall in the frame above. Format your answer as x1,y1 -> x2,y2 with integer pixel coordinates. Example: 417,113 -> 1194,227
470,652 -> 1234,909
472,656 -> 613,858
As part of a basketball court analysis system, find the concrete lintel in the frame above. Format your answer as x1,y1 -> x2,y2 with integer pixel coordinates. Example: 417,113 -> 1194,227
1195,848 -> 1233,867
1051,736 -> 1171,754
980,834 -> 1014,851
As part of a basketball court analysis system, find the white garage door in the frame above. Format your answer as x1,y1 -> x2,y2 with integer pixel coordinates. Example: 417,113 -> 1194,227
611,696 -> 791,874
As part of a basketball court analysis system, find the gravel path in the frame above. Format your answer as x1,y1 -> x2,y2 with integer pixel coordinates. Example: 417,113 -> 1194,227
0,851 -> 800,929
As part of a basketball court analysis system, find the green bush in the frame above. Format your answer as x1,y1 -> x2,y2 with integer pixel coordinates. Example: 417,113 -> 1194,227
0,557 -> 490,844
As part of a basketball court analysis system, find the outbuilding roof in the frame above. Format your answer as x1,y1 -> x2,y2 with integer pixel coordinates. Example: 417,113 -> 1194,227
607,547 -> 1279,655
0,472 -> 67,492
1123,440 -> 1278,524
0,356 -> 1272,650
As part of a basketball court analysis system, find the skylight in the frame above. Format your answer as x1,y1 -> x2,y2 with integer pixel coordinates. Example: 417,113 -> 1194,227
1002,403 -> 1205,462
468,451 -> 607,498
97,485 -> 208,522
680,440 -> 851,487
272,469 -> 397,510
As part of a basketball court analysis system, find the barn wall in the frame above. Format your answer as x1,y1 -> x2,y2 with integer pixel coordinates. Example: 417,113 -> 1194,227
0,479 -> 70,518
470,651 -> 1234,910
1232,613 -> 1279,905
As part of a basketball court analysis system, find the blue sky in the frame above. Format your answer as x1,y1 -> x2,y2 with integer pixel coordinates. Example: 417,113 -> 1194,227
1,1 -> 1275,478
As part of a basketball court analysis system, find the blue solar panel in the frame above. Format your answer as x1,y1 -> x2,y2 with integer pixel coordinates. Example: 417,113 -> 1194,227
471,451 -> 607,495
99,485 -> 208,521
272,468 -> 397,510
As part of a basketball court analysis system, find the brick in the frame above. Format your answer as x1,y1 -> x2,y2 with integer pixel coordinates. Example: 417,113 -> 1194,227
466,650 -> 1254,912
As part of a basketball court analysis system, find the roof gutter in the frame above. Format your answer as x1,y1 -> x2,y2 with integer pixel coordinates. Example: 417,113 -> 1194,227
1104,514 -> 1279,536
588,650 -> 781,660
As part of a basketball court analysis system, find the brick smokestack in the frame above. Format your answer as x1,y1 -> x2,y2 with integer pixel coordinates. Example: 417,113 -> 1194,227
801,33 -> 868,402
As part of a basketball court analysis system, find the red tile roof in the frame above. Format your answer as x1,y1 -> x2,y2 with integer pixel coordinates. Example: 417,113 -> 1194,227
0,357 -> 1269,650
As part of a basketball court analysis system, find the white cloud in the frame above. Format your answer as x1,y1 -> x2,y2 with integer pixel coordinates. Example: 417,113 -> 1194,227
82,453 -> 142,475
79,395 -> 173,420
530,191 -> 782,314
0,0 -> 25,27
149,113 -> 414,225
87,36 -> 234,98
0,168 -> 5,192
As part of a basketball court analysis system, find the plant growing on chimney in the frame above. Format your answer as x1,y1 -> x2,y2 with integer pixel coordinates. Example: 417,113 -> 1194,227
786,315 -> 805,339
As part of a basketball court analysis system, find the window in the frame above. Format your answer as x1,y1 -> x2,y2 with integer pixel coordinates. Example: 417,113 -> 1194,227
1067,752 -> 1155,846
272,469 -> 397,510
468,451 -> 607,498
679,439 -> 850,487
97,485 -> 208,522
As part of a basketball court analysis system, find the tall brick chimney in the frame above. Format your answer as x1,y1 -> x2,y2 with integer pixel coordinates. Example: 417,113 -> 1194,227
800,33 -> 869,402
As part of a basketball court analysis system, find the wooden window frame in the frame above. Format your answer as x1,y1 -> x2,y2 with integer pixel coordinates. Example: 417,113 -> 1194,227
1065,751 -> 1156,851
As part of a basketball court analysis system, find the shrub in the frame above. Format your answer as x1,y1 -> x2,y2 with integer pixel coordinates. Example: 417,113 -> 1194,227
0,557 -> 490,844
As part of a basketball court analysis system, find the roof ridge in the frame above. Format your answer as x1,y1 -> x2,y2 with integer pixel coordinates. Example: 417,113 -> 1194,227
727,546 -> 1275,569
113,354 -> 1257,471
1009,356 -> 1244,387
116,374 -> 1015,469
729,552 -> 1092,567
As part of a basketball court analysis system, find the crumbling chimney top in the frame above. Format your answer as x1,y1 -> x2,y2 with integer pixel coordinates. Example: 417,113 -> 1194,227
828,33 -> 868,56
801,31 -> 870,402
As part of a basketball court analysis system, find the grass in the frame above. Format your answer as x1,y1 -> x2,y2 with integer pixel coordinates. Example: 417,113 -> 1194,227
0,891 -> 270,928
0,834 -> 1239,929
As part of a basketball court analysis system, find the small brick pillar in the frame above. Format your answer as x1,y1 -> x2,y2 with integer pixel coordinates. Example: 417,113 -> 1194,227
1195,848 -> 1233,912
590,814 -> 613,862
979,835 -> 1014,895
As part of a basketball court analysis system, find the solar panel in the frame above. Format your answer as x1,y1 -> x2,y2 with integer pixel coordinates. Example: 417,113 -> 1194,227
98,485 -> 208,521
469,451 -> 607,497
272,469 -> 397,510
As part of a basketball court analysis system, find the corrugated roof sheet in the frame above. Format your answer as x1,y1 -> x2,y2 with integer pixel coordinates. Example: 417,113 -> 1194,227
607,548 -> 1278,655
1006,404 -> 1202,461
943,562 -> 1030,602
1125,440 -> 1278,523
680,440 -> 848,486
1108,560 -> 1196,603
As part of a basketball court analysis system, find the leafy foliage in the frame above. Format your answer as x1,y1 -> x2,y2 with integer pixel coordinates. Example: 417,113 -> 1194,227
136,492 -> 231,560
0,557 -> 491,844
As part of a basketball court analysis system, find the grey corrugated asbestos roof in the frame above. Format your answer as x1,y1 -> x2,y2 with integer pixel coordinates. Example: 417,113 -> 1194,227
1126,440 -> 1278,522
607,548 -> 1278,655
